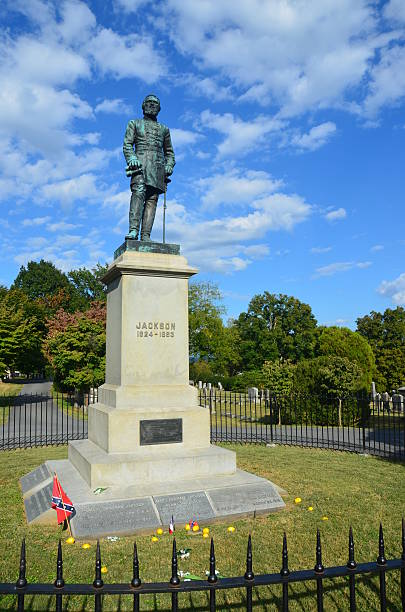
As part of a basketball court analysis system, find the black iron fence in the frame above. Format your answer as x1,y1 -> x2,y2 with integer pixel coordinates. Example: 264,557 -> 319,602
1,389 -> 404,460
0,523 -> 404,611
0,390 -> 95,450
200,390 -> 405,460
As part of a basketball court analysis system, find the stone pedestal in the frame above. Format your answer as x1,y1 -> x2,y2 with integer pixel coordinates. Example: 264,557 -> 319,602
21,244 -> 285,537
69,249 -> 236,488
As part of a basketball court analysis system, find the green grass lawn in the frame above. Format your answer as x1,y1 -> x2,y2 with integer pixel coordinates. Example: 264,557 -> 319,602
0,444 -> 404,610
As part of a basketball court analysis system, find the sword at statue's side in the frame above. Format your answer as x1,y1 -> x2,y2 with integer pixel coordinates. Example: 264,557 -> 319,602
163,177 -> 171,244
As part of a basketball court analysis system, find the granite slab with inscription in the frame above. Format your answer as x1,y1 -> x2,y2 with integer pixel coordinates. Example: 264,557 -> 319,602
154,491 -> 215,524
71,498 -> 161,538
24,481 -> 53,523
20,461 -> 285,537
20,463 -> 52,497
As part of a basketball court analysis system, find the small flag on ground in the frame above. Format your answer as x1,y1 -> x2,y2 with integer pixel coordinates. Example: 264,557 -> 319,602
189,519 -> 196,530
169,515 -> 175,534
51,474 -> 74,524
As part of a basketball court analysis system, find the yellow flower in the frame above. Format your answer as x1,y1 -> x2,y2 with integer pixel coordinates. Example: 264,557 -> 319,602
294,497 -> 302,504
156,528 -> 163,535
81,543 -> 91,549
203,532 -> 209,538
192,524 -> 199,532
322,516 -> 329,521
308,506 -> 314,512
227,526 -> 235,533
66,536 -> 75,544
202,527 -> 209,535
151,536 -> 159,542
185,524 -> 191,531
101,566 -> 108,574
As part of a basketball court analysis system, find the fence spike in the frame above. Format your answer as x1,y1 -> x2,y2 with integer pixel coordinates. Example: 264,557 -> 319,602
280,532 -> 290,577
377,523 -> 386,566
244,534 -> 254,581
207,538 -> 217,583
54,539 -> 65,588
16,538 -> 27,588
347,526 -> 357,570
170,538 -> 180,586
93,540 -> 104,588
131,541 -> 141,588
314,529 -> 324,574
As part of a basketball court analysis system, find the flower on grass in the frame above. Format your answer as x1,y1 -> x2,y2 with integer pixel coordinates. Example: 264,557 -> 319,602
322,516 -> 329,521
308,506 -> 314,512
227,526 -> 235,533
294,497 -> 302,504
156,528 -> 163,535
81,543 -> 91,549
151,536 -> 159,542
101,566 -> 108,574
66,537 -> 75,544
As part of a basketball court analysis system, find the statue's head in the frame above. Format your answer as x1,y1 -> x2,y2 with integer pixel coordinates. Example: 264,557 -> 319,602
142,94 -> 160,118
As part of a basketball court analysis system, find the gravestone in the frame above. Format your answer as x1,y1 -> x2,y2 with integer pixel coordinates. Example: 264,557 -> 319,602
371,381 -> 377,398
198,381 -> 202,389
248,387 -> 259,400
218,382 -> 223,390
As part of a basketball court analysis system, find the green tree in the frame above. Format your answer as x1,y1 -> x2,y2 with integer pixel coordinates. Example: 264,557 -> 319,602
44,302 -> 106,391
261,359 -> 295,395
68,263 -> 108,306
13,259 -> 71,300
315,326 -> 375,390
0,289 -> 46,376
236,293 -> 318,370
188,281 -> 225,364
293,356 -> 363,398
356,307 -> 405,389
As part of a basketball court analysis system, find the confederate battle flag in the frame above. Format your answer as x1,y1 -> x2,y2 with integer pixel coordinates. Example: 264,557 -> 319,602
51,474 -> 74,524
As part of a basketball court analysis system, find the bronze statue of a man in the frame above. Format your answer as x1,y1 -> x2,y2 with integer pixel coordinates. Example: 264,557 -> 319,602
123,94 -> 175,241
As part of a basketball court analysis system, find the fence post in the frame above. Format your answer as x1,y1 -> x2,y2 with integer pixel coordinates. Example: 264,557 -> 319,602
93,540 -> 104,612
54,539 -> 65,612
16,538 -> 27,612
170,538 -> 180,611
131,541 -> 141,612
280,532 -> 290,611
377,523 -> 387,612
347,527 -> 357,612
207,538 -> 217,612
314,530 -> 324,612
244,534 -> 254,611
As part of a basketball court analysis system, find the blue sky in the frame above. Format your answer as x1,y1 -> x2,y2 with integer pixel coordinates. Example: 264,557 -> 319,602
0,0 -> 404,327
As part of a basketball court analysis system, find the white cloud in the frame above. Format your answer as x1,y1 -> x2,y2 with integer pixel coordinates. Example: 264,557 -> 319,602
40,174 -> 99,205
378,272 -> 405,304
114,0 -> 150,12
170,128 -> 200,148
200,110 -> 285,157
371,244 -> 384,252
291,122 -> 337,151
47,221 -> 80,232
22,216 -> 51,227
165,0 -> 401,118
362,45 -> 405,118
315,261 -> 372,277
310,246 -> 332,254
95,98 -> 133,115
86,29 -> 164,83
198,169 -> 282,209
324,207 -> 347,222
384,0 -> 405,23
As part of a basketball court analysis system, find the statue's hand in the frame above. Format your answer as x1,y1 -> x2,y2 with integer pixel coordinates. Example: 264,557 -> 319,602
128,156 -> 142,169
165,166 -> 173,177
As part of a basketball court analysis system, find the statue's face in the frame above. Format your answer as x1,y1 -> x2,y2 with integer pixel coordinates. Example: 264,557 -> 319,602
143,96 -> 160,118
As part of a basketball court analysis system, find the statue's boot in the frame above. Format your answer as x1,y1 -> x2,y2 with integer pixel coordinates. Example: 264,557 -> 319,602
128,178 -> 145,239
140,191 -> 158,241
